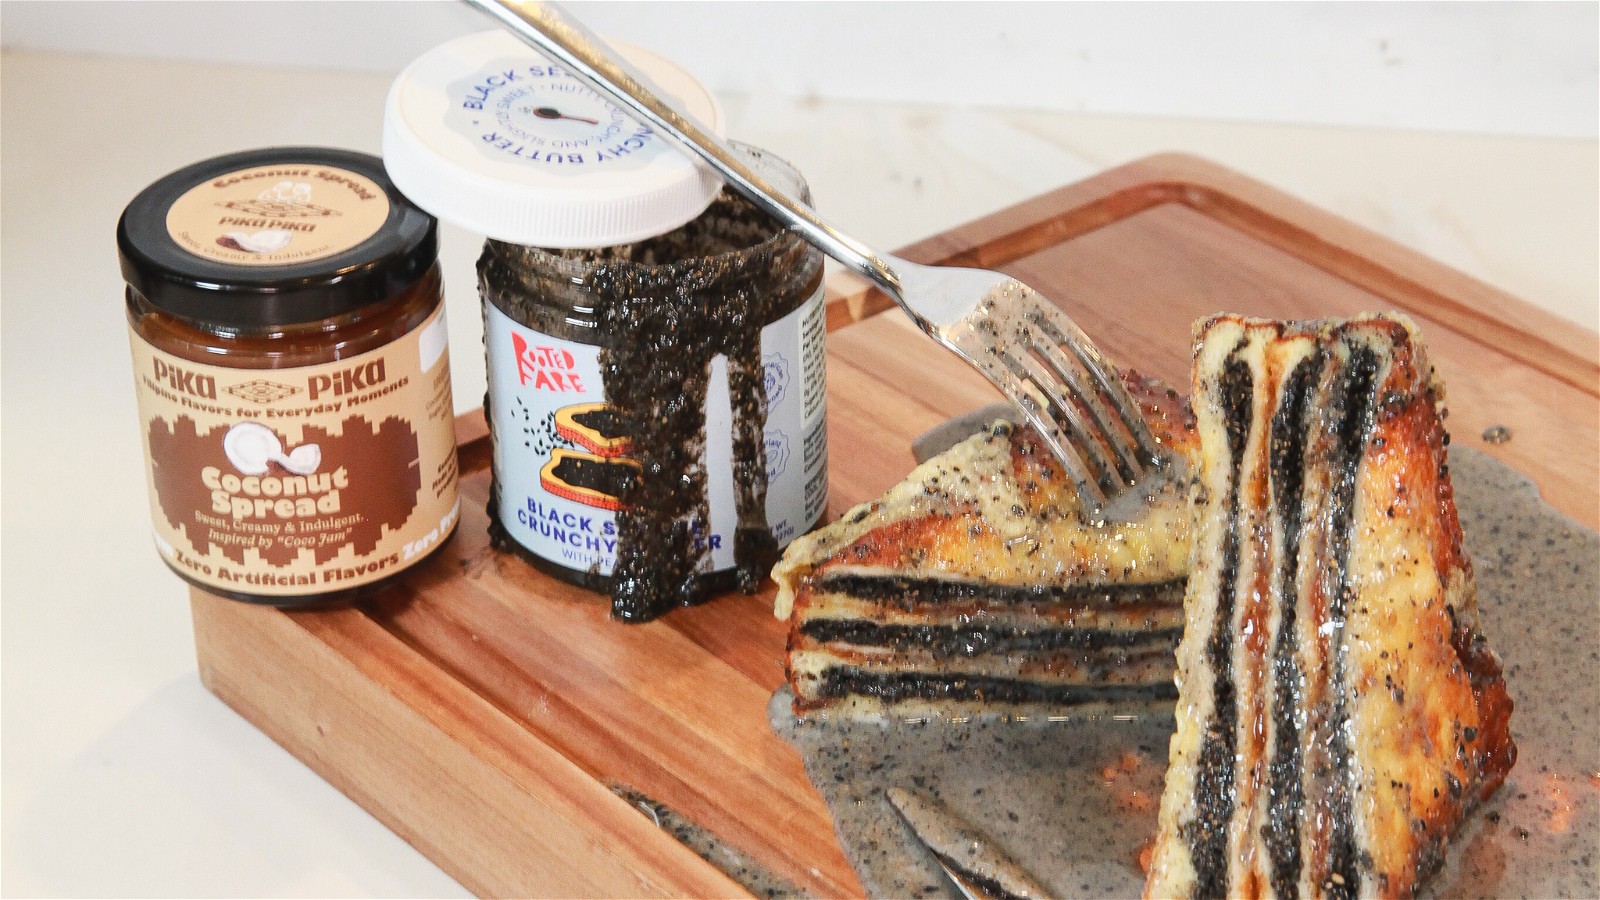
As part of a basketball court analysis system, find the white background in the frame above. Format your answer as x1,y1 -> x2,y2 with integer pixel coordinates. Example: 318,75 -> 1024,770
6,0 -> 1596,331
6,1 -> 1597,139
2,2 -> 1597,897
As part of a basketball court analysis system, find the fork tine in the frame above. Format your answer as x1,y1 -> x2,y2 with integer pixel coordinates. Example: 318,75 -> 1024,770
887,259 -> 1173,513
1028,334 -> 1144,485
1025,304 -> 1165,469
996,347 -> 1123,491
982,355 -> 1112,509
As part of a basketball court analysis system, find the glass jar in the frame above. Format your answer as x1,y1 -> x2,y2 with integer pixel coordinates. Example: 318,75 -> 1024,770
479,147 -> 828,620
119,147 -> 461,607
385,31 -> 831,622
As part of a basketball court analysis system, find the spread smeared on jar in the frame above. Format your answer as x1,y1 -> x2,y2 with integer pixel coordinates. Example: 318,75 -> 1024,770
482,189 -> 824,620
591,193 -> 794,619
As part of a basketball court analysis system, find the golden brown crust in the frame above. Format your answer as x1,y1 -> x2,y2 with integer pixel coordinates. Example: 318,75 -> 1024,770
1334,316 -> 1513,896
775,371 -> 1198,615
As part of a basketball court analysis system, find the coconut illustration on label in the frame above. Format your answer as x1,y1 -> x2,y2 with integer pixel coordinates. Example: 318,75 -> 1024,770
217,230 -> 293,254
223,421 -> 321,475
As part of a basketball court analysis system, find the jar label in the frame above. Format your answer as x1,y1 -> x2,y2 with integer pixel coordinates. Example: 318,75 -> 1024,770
128,306 -> 460,596
486,286 -> 828,576
164,163 -> 391,267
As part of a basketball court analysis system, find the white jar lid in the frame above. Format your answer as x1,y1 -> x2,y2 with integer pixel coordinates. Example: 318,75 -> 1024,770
383,30 -> 724,248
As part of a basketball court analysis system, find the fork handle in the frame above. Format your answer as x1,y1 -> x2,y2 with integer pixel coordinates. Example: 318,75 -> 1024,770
466,0 -> 903,297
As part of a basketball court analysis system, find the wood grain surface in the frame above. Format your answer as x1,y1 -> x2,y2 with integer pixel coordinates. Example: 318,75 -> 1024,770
192,153 -> 1599,898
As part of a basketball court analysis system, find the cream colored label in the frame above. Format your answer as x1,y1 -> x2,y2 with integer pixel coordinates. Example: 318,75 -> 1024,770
165,163 -> 390,266
129,307 -> 459,596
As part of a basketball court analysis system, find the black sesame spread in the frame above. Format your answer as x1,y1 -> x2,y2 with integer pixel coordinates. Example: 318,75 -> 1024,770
481,186 -> 824,621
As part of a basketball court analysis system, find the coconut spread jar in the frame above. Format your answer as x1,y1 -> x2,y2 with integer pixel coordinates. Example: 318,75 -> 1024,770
119,147 -> 461,607
384,31 -> 827,621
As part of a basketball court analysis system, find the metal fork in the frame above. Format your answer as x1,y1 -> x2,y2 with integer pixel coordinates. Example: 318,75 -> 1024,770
467,0 -> 1169,515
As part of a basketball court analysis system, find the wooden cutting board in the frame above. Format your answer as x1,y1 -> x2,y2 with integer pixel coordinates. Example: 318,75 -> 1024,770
191,153 -> 1599,898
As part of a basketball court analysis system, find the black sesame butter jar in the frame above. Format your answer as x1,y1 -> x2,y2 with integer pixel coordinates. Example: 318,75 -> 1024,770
119,148 -> 461,607
384,32 -> 827,622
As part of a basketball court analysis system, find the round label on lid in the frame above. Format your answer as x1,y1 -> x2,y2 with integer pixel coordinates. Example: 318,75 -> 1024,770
164,163 -> 391,267
384,30 -> 725,248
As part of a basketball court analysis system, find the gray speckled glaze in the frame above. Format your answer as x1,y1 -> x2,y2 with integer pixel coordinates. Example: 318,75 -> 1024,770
771,447 -> 1599,898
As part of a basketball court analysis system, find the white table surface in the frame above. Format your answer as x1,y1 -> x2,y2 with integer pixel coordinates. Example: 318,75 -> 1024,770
1,49 -> 1595,898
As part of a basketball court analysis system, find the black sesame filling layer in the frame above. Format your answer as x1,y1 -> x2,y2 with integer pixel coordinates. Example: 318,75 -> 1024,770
1185,353 -> 1252,900
1321,344 -> 1380,900
815,669 -> 1179,706
1264,352 -> 1322,898
811,572 -> 1185,610
799,619 -> 1182,657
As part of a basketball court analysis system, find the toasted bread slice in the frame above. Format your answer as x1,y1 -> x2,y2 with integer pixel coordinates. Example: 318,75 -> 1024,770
773,373 -> 1197,718
1146,314 -> 1514,899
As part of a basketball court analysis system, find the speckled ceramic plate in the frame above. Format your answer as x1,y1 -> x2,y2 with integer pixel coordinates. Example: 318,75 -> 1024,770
772,446 -> 1599,899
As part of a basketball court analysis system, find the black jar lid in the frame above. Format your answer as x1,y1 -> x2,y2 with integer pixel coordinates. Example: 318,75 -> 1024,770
117,147 -> 437,327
